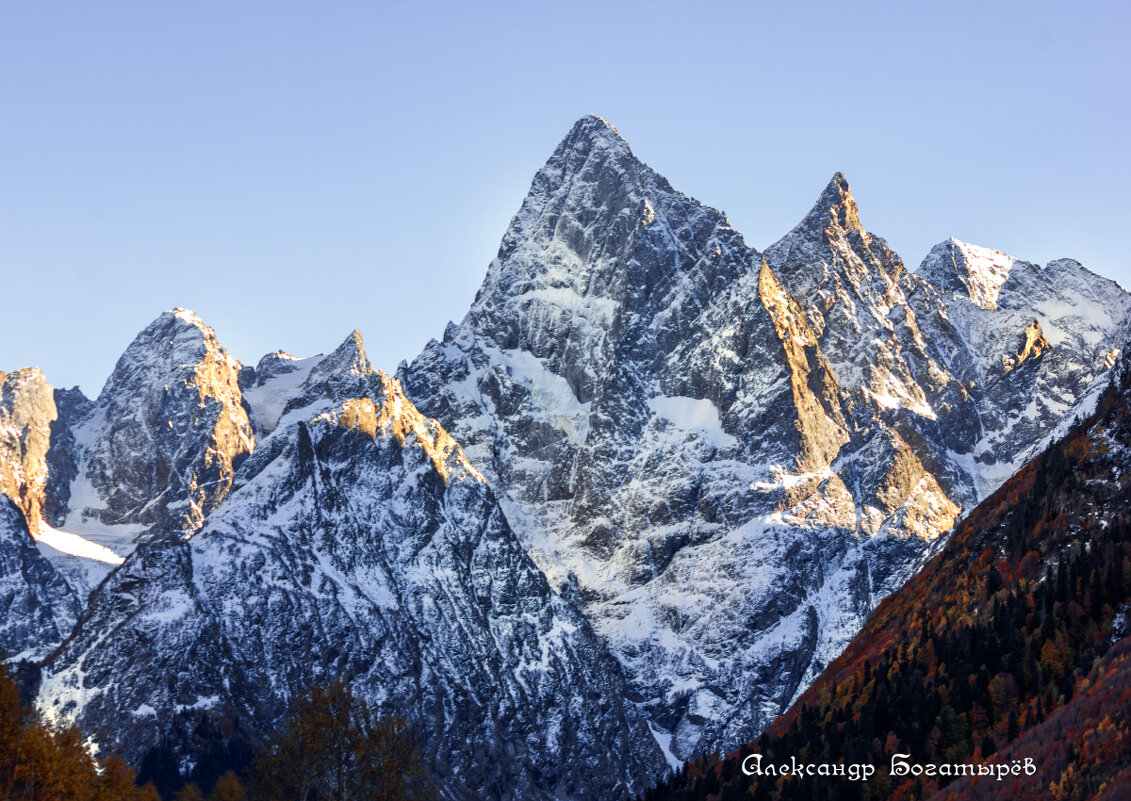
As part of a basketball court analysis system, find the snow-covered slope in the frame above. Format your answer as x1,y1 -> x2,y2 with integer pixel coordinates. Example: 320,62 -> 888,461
239,350 -> 324,438
38,331 -> 664,801
399,116 -> 1131,761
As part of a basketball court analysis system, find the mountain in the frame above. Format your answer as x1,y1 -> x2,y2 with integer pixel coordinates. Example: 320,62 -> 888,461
0,310 -> 256,596
398,115 -> 1131,761
649,347 -> 1131,801
3,115 -> 1128,798
59,309 -> 255,543
37,331 -> 665,801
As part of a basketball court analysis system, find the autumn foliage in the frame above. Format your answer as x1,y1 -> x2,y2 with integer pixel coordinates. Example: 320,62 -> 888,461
251,681 -> 434,801
0,661 -> 434,801
0,663 -> 160,800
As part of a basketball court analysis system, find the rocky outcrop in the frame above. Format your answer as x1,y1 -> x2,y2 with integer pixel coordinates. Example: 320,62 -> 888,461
0,368 -> 57,534
1004,318 -> 1051,370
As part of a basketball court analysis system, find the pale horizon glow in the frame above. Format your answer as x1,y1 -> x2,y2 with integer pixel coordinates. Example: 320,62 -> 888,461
1,1 -> 1128,395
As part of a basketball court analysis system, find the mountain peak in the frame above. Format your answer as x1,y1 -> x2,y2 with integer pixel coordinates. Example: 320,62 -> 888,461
803,171 -> 862,234
74,308 -> 253,535
99,309 -> 235,403
569,113 -> 625,141
327,329 -> 369,376
551,114 -> 635,165
918,238 -> 1016,310
271,329 -> 376,426
306,330 -> 369,375
170,307 -> 208,328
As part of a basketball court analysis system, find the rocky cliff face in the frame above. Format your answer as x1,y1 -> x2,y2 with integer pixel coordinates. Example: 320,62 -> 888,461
399,116 -> 1131,761
0,368 -> 57,535
69,308 -> 255,537
0,495 -> 81,661
38,332 -> 665,801
648,339 -> 1131,801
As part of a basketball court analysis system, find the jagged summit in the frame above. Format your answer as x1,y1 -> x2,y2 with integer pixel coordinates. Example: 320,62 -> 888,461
527,114 -> 639,194
560,113 -> 633,153
799,171 -> 863,235
254,349 -> 298,370
171,306 -> 207,325
307,329 -> 369,379
60,306 -> 254,546
917,238 -> 1017,310
97,308 -> 238,403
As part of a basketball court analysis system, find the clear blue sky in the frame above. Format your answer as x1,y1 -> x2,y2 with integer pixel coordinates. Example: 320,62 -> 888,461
2,1 -> 1128,395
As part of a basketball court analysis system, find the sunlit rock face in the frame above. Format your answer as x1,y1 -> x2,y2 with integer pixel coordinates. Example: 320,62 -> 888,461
400,116 -> 1131,760
0,367 -> 56,535
73,308 -> 255,536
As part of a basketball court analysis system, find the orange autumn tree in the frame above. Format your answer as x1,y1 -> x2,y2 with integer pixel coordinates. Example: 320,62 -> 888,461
0,661 -> 159,801
252,681 -> 434,801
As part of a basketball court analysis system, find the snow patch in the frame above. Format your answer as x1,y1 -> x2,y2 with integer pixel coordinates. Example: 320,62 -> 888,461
243,355 -> 323,436
35,523 -> 125,565
648,396 -> 736,449
647,721 -> 683,771
952,239 -> 1015,310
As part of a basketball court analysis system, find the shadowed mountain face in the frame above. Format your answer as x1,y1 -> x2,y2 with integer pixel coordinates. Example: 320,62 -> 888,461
0,116 -> 1127,798
648,350 -> 1131,801
0,495 -> 81,661
399,115 -> 1131,760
